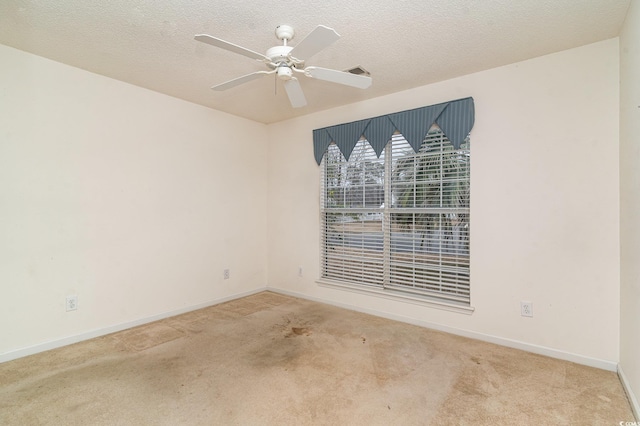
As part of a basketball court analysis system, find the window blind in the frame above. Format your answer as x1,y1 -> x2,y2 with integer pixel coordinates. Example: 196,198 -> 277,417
387,131 -> 470,303
321,140 -> 385,287
321,129 -> 470,304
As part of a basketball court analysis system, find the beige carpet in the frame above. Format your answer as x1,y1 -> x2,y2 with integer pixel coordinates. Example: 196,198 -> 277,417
0,291 -> 634,425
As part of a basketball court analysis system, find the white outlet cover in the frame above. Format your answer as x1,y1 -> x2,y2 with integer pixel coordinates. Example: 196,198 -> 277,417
66,295 -> 78,311
520,301 -> 533,317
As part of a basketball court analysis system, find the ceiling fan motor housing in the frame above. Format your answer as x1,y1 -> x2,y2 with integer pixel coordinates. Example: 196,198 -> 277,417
266,45 -> 294,64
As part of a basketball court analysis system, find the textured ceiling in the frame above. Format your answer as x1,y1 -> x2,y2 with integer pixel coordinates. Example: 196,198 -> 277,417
0,0 -> 631,124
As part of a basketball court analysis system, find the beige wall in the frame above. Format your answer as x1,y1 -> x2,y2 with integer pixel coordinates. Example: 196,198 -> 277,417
620,0 -> 640,417
267,39 -> 621,368
0,45 -> 268,359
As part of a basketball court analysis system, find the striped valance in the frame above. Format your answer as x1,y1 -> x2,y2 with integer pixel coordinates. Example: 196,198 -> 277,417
313,97 -> 475,165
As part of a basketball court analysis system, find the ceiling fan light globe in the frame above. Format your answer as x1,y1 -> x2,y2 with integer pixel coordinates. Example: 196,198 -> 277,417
277,66 -> 293,80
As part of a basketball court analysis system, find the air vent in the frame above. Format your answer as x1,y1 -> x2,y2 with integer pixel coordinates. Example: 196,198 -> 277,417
346,65 -> 370,76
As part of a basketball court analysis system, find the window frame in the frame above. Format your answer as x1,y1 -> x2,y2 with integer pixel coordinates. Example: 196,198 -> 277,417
318,128 -> 473,313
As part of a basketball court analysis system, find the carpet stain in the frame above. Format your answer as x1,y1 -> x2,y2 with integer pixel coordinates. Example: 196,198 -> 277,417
289,327 -> 311,337
273,315 -> 315,339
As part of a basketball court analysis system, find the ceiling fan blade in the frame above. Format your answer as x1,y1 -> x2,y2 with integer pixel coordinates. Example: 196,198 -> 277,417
305,66 -> 372,89
195,34 -> 270,62
289,25 -> 340,61
283,78 -> 307,108
212,71 -> 273,91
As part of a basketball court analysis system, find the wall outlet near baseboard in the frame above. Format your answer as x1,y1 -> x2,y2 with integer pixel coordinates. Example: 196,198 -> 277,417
521,301 -> 533,317
298,266 -> 303,277
66,295 -> 78,312
223,269 -> 230,280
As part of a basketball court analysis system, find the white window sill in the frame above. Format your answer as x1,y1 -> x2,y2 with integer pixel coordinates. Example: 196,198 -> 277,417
317,279 -> 475,315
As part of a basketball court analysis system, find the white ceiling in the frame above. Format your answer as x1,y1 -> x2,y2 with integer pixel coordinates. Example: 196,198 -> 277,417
0,0 -> 631,124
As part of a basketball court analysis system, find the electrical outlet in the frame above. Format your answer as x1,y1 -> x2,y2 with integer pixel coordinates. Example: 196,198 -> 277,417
521,301 -> 533,317
223,269 -> 230,280
66,295 -> 78,312
298,266 -> 303,277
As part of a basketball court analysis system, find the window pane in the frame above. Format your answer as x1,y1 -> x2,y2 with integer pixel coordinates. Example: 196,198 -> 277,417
388,212 -> 470,302
322,212 -> 384,287
324,141 -> 384,209
392,132 -> 470,210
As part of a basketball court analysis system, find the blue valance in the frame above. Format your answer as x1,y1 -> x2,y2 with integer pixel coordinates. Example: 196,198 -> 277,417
313,97 -> 475,165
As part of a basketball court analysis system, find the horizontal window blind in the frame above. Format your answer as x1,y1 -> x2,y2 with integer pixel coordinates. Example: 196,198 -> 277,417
321,140 -> 384,287
321,128 -> 470,304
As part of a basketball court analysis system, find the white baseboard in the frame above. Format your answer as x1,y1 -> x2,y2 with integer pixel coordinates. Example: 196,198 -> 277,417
270,287 -> 619,372
619,364 -> 640,421
0,287 -> 268,364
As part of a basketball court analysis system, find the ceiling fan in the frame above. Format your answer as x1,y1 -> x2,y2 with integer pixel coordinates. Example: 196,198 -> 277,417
194,25 -> 372,108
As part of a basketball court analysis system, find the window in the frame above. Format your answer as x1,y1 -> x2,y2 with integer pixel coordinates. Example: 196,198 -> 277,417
320,127 -> 470,305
